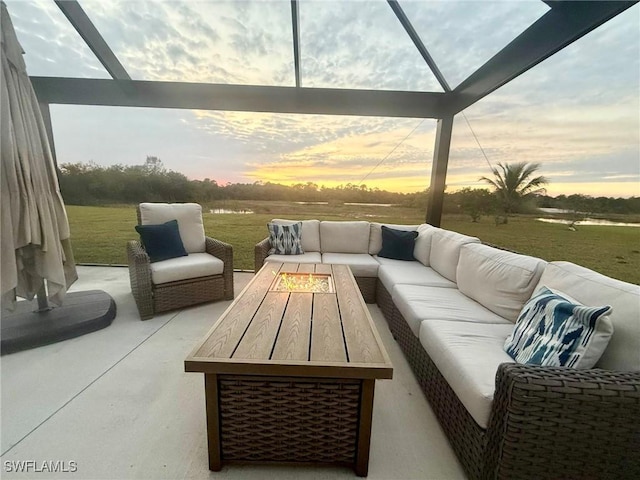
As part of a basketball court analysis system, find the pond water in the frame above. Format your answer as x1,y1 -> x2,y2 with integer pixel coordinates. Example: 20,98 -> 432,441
537,218 -> 640,227
209,208 -> 253,214
344,202 -> 396,207
295,201 -> 329,205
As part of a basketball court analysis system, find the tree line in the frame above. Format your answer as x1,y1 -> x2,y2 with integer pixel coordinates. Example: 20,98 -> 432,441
57,158 -> 640,218
57,158 -> 415,206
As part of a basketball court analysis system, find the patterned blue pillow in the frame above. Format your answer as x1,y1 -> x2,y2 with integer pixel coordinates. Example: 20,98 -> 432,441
267,222 -> 304,255
504,287 -> 613,368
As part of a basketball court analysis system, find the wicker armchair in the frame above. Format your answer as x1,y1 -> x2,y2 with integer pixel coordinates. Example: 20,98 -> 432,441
128,203 -> 233,320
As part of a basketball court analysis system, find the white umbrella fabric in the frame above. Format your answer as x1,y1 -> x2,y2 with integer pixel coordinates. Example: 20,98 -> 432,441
1,1 -> 77,310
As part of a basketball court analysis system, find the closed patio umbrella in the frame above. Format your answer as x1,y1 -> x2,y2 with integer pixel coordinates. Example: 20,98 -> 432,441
1,1 -> 77,309
1,2 -> 114,354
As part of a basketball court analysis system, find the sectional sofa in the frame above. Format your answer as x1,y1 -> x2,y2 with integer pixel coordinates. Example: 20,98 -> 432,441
255,219 -> 640,479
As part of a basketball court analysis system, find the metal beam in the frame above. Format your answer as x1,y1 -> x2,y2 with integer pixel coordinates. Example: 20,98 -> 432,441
54,0 -> 131,80
30,77 -> 449,119
425,115 -> 453,227
291,0 -> 301,87
449,1 -> 637,113
387,0 -> 450,92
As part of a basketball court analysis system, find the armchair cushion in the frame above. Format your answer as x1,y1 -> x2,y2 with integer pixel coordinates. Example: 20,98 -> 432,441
150,253 -> 224,285
139,202 -> 206,253
504,286 -> 613,368
135,220 -> 188,263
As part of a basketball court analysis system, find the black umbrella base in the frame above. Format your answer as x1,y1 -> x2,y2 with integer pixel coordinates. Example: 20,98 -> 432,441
1,290 -> 116,355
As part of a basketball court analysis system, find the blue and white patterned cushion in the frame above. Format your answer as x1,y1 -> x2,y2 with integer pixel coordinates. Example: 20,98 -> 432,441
267,222 -> 304,255
504,287 -> 613,368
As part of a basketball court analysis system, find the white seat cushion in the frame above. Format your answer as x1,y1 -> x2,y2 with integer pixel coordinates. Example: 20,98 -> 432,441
271,219 -> 321,252
429,230 -> 480,282
321,253 -> 379,277
139,203 -> 206,254
393,284 -> 511,336
377,261 -> 456,294
320,221 -> 370,253
265,252 -> 322,264
535,261 -> 640,371
457,243 -> 547,322
419,320 -> 515,429
368,223 -> 419,255
150,253 -> 224,285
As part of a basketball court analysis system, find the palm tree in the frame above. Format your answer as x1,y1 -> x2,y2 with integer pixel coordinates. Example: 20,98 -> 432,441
480,162 -> 548,216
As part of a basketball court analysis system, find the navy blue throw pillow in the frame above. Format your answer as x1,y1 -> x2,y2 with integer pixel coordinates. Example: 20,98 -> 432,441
378,226 -> 418,261
135,219 -> 188,263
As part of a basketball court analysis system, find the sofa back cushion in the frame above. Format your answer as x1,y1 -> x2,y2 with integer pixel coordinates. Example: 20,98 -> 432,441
429,230 -> 480,282
368,223 -> 419,255
413,224 -> 439,266
139,202 -> 205,253
535,261 -> 640,372
271,219 -> 321,252
457,243 -> 547,322
320,221 -> 370,253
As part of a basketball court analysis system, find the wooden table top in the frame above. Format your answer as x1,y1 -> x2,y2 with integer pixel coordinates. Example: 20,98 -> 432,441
185,263 -> 393,380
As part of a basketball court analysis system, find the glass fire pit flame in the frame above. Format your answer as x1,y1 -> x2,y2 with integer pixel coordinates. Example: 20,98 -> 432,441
271,272 -> 334,293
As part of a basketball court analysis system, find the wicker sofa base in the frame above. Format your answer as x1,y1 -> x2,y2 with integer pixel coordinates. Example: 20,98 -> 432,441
154,275 -> 225,314
355,276 -> 377,304
215,375 -> 362,467
376,283 -> 487,480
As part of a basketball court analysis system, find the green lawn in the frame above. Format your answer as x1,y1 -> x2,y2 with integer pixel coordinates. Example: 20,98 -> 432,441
66,202 -> 640,285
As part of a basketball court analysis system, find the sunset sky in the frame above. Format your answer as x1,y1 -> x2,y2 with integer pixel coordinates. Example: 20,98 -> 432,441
5,0 -> 640,197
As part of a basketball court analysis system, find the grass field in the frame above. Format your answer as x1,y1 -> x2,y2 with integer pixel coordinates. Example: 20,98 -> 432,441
66,201 -> 640,285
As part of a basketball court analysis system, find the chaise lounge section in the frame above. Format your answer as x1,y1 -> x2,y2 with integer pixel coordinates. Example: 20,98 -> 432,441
255,219 -> 640,479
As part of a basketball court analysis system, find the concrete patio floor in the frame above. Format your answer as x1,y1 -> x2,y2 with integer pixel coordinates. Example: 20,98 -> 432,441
1,266 -> 466,480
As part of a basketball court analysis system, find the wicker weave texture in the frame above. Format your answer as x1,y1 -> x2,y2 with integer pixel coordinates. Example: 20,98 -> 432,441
390,304 -> 486,480
127,240 -> 154,320
354,276 -> 377,303
487,364 -> 640,480
154,275 -> 225,313
218,376 -> 360,463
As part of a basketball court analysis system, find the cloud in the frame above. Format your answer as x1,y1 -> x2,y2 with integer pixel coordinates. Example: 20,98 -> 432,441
4,0 -> 638,198
400,1 -> 550,87
5,0 -> 110,78
300,1 -> 441,91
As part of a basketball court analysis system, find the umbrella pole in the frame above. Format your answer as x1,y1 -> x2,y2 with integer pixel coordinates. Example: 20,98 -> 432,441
36,282 -> 51,312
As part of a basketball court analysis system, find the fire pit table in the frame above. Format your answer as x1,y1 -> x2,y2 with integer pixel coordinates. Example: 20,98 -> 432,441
185,262 -> 393,476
